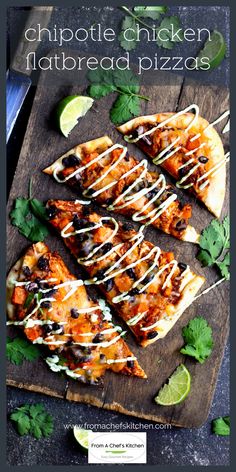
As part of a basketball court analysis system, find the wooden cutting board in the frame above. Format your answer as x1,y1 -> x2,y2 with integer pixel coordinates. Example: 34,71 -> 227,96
7,55 -> 229,427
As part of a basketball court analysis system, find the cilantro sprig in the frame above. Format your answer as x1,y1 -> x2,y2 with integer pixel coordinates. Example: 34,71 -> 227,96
10,178 -> 49,242
197,216 -> 230,280
87,68 -> 149,124
10,403 -> 54,439
212,416 -> 230,436
119,6 -> 182,51
180,317 -> 214,364
7,336 -> 41,365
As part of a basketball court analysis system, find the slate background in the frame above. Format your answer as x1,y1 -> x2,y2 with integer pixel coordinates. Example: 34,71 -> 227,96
7,6 -> 230,466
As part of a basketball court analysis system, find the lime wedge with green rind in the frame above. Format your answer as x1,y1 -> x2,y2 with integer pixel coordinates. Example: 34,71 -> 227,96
196,30 -> 226,70
56,95 -> 94,137
155,364 -> 191,406
73,427 -> 92,452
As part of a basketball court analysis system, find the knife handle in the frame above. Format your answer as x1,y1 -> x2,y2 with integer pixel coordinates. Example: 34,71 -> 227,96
10,6 -> 53,76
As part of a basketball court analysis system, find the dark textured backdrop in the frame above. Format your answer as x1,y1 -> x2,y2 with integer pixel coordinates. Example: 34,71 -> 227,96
7,6 -> 230,466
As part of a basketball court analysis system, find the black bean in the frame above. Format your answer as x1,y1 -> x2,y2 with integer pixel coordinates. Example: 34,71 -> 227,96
105,198 -> 114,207
82,206 -> 90,216
41,300 -> 52,309
147,331 -> 159,340
93,333 -> 104,343
127,360 -> 135,368
37,256 -> 49,271
77,356 -> 91,364
66,340 -> 73,346
76,232 -> 88,243
178,262 -> 187,271
198,156 -> 209,164
176,219 -> 187,231
46,288 -> 57,297
95,269 -> 106,281
71,308 -> 79,319
178,167 -> 187,178
73,215 -> 86,230
44,324 -> 53,334
84,188 -> 96,198
127,268 -> 136,280
52,322 -> 60,331
122,222 -> 133,232
98,242 -> 113,255
22,266 -> 31,278
27,282 -> 39,293
143,273 -> 155,285
62,154 -> 80,167
46,205 -> 58,220
100,354 -> 106,363
129,287 -> 140,296
104,279 -> 114,292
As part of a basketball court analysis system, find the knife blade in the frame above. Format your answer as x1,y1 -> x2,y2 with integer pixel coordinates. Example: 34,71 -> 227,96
6,6 -> 53,142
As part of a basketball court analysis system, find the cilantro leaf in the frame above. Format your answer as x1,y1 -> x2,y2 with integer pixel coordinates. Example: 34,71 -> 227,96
87,69 -> 116,97
7,337 -> 41,365
197,216 -> 230,279
212,416 -> 230,436
110,95 -> 140,125
10,197 -> 49,242
113,68 -> 140,94
133,6 -> 167,20
217,252 -> 230,280
87,67 -> 149,125
156,16 -> 183,49
10,404 -> 54,439
180,317 -> 213,364
119,16 -> 138,51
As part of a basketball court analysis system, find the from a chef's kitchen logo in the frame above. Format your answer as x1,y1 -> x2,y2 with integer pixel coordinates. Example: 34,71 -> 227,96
88,432 -> 146,463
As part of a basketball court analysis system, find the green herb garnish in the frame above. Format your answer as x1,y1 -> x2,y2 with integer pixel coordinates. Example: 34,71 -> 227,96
197,216 -> 230,279
10,178 -> 49,242
7,336 -> 41,365
10,403 -> 54,439
212,416 -> 230,436
180,317 -> 213,364
87,68 -> 149,124
24,293 -> 34,309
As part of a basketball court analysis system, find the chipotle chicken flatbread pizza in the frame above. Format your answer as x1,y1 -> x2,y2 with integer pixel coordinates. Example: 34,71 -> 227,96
7,242 -> 146,383
46,200 -> 205,347
43,136 -> 199,243
117,105 -> 227,218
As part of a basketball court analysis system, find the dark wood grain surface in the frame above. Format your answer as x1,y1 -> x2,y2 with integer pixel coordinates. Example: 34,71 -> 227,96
7,64 -> 229,427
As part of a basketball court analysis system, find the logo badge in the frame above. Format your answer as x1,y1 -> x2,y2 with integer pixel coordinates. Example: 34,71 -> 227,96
88,432 -> 146,463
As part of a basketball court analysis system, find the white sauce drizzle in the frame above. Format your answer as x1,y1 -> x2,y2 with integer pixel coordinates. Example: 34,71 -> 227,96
125,106 -> 230,192
127,311 -> 148,326
106,356 -> 137,365
53,144 -> 179,231
61,215 -> 182,306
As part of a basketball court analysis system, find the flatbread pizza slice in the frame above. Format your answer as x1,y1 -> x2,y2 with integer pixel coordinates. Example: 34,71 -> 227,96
43,136 -> 199,243
117,106 -> 227,218
7,242 -> 146,384
46,200 -> 205,347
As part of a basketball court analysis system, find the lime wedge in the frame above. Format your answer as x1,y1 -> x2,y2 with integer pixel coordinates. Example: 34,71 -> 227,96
73,427 -> 91,452
56,95 -> 94,137
196,30 -> 226,70
155,364 -> 191,406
